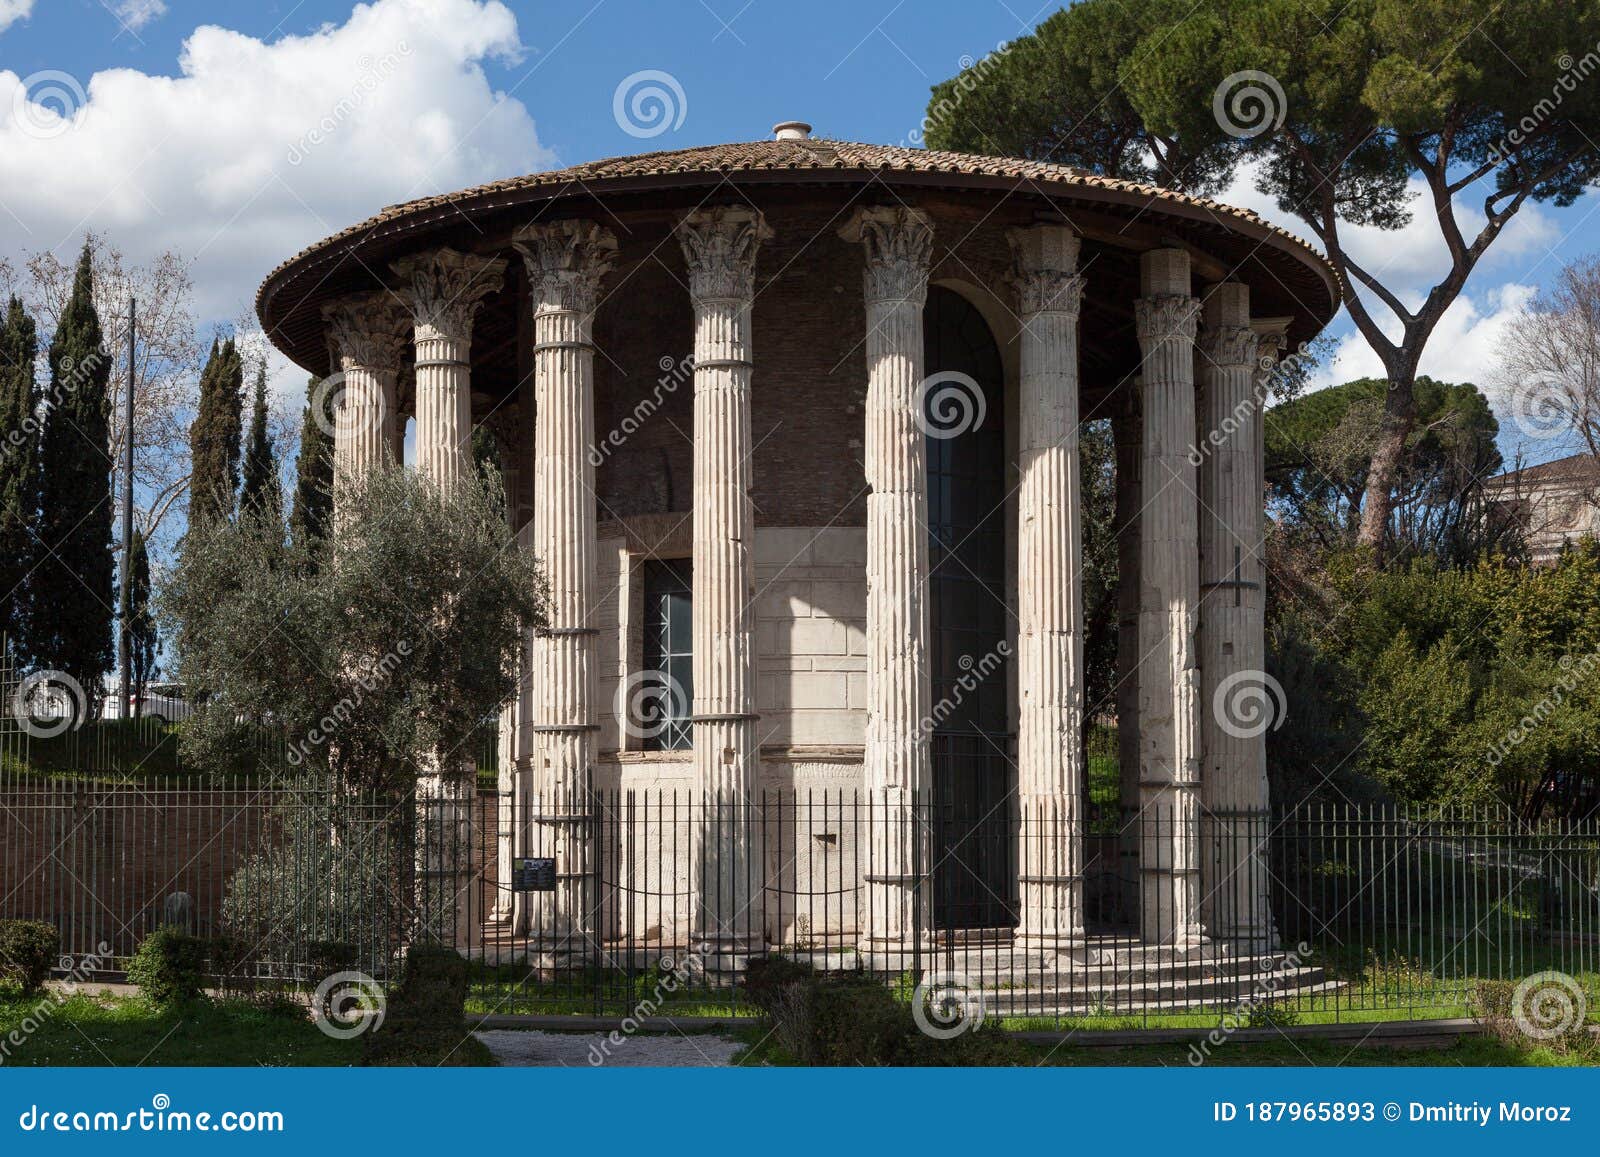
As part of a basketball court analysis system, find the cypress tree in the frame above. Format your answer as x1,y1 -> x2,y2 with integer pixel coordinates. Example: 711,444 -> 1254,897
240,362 -> 281,527
289,375 -> 334,561
189,339 -> 223,524
189,336 -> 244,526
0,296 -> 39,658
32,243 -> 114,703
127,526 -> 157,708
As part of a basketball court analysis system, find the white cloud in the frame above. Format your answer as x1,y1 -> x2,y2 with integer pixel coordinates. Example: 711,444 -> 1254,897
111,0 -> 167,34
0,0 -> 554,402
0,0 -> 32,35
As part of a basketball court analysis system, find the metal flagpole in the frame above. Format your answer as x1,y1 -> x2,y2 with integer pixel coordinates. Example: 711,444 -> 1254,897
118,295 -> 134,719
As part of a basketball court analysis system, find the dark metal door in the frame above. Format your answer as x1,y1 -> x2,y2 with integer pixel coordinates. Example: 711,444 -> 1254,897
923,287 -> 1016,932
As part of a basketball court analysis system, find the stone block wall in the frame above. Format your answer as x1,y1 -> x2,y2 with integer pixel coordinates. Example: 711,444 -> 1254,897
586,521 -> 868,944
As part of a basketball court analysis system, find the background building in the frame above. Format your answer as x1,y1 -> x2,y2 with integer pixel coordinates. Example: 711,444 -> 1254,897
1488,452 -> 1600,564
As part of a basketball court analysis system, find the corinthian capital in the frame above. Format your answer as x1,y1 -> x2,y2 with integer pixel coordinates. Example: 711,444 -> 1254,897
322,291 -> 410,372
1015,270 -> 1085,317
390,248 -> 507,347
1199,324 -> 1264,370
1134,294 -> 1200,347
512,219 -> 618,315
677,206 -> 771,305
840,206 -> 934,306
1008,222 -> 1084,317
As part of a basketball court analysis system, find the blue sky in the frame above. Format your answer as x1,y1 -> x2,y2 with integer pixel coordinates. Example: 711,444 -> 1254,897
4,0 -> 1600,470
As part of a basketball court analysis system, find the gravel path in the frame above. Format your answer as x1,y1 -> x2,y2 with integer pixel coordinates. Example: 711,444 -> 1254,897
475,1029 -> 747,1067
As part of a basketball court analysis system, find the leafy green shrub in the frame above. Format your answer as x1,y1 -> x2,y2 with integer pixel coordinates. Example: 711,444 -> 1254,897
222,790 -> 403,974
1339,548 -> 1600,817
390,945 -> 468,1026
127,929 -> 208,1006
0,920 -> 60,995
1473,978 -> 1596,1057
362,945 -> 472,1066
811,975 -> 917,1065
742,955 -> 812,1014
743,957 -> 1033,1066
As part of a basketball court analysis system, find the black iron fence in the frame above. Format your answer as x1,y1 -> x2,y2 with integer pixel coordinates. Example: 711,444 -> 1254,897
2,770 -> 1597,1026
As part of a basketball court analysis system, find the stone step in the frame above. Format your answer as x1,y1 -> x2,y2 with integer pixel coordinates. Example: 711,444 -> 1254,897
980,978 -> 1350,1017
840,948 -> 1312,983
976,968 -> 1332,1013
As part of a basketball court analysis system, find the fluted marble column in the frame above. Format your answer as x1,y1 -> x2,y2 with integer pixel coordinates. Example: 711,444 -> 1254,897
678,206 -> 770,964
391,248 -> 505,490
1134,248 -> 1206,948
391,247 -> 506,948
1197,284 -> 1276,950
1009,222 -> 1087,953
323,292 -> 408,501
841,206 -> 934,954
1112,391 -> 1143,924
512,220 -> 616,955
494,452 -> 524,925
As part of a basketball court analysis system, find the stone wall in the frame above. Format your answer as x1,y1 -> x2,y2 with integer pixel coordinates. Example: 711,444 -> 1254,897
587,522 -> 868,945
595,523 -> 869,769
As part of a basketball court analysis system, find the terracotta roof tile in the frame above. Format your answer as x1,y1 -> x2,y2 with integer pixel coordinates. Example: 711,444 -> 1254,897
257,137 -> 1334,310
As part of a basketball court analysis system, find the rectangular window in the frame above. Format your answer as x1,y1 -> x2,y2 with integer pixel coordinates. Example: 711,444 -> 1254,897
640,558 -> 693,752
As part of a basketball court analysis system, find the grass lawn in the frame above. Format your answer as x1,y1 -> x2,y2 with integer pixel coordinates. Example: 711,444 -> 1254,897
5,989 -> 1588,1068
0,990 -> 494,1066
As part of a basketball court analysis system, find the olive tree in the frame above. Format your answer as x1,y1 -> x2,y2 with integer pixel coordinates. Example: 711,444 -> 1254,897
162,465 -> 545,795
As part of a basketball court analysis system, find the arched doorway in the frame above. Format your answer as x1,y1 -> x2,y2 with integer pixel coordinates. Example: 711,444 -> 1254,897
923,285 -> 1015,932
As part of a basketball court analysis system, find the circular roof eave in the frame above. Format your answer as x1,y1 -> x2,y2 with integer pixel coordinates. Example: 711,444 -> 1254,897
257,144 -> 1340,373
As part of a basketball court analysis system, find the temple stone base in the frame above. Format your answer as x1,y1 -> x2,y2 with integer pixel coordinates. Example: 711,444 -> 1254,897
464,931 -> 1329,1014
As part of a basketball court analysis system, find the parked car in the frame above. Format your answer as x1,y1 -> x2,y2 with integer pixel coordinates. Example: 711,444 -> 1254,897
101,683 -> 193,724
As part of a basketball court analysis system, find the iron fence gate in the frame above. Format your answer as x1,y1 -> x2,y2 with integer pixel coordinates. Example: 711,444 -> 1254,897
3,769 -> 1598,1026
